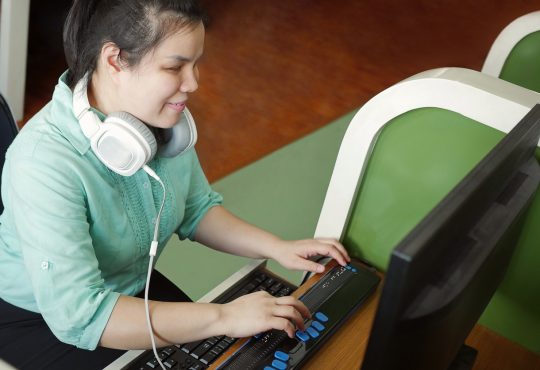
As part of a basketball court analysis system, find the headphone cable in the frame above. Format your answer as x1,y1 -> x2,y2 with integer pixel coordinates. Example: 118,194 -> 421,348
143,165 -> 168,370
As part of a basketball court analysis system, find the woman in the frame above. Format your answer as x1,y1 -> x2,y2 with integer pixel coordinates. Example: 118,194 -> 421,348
0,0 -> 350,369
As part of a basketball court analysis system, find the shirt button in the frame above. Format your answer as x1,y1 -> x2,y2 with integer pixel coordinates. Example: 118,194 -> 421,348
143,182 -> 150,189
41,261 -> 49,270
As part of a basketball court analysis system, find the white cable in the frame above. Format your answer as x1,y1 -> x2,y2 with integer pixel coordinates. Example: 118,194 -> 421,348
143,165 -> 167,370
144,255 -> 166,370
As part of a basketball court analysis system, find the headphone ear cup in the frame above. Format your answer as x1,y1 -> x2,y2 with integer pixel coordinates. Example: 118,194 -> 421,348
107,111 -> 158,157
159,108 -> 198,158
95,112 -> 157,176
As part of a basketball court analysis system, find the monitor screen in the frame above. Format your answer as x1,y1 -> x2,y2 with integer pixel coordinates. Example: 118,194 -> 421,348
361,104 -> 540,370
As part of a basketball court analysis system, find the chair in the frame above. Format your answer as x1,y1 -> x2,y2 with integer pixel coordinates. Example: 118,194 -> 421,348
482,11 -> 540,93
314,67 -> 540,354
0,93 -> 18,213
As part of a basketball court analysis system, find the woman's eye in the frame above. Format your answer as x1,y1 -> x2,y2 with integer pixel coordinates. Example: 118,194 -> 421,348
166,65 -> 183,72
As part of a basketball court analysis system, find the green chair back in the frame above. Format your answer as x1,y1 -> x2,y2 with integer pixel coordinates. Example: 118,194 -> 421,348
499,30 -> 540,93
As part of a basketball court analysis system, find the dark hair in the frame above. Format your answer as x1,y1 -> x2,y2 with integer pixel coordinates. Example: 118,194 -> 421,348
63,0 -> 208,88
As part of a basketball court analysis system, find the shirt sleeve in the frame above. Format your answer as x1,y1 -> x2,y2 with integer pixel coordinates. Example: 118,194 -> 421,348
177,151 -> 223,240
5,143 -> 119,350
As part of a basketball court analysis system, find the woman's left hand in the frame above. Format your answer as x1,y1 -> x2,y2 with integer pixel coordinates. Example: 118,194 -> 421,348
268,238 -> 351,273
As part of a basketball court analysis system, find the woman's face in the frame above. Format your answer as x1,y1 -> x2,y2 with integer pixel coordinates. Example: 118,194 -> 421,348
116,22 -> 205,129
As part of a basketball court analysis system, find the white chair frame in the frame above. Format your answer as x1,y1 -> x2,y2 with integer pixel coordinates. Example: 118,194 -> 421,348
482,11 -> 540,77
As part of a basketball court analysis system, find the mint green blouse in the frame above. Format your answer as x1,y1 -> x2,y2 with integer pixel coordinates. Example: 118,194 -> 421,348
0,73 -> 223,350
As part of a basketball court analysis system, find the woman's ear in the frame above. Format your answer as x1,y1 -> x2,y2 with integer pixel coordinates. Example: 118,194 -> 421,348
99,42 -> 124,82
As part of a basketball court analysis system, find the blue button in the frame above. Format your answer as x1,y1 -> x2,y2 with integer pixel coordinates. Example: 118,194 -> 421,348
345,265 -> 352,270
272,359 -> 288,369
306,327 -> 319,338
315,312 -> 329,322
295,330 -> 310,342
311,320 -> 325,331
352,268 -> 357,273
274,351 -> 289,362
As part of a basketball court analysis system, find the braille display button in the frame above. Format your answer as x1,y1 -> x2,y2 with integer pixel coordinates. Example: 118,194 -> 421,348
274,350 -> 289,361
315,312 -> 329,322
311,320 -> 325,331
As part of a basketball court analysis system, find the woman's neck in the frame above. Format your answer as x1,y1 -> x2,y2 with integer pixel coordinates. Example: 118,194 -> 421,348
87,72 -> 116,115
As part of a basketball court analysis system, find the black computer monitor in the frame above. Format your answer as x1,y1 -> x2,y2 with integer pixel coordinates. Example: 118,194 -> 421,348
361,105 -> 540,370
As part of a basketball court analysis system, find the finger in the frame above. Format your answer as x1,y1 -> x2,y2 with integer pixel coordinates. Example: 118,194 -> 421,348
316,239 -> 351,262
313,243 -> 348,266
269,317 -> 297,338
277,296 -> 311,320
328,240 -> 351,262
299,258 -> 326,274
273,305 -> 305,331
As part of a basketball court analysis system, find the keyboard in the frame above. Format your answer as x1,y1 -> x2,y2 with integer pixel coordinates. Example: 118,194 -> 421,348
123,266 -> 297,370
214,260 -> 380,369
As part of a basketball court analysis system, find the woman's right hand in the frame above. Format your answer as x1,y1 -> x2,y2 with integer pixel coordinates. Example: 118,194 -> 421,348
219,291 -> 311,339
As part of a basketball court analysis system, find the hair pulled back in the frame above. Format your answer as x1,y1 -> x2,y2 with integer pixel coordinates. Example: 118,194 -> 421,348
63,0 -> 207,88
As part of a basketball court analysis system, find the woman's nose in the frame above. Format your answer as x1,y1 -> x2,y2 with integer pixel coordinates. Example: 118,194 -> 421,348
180,68 -> 199,93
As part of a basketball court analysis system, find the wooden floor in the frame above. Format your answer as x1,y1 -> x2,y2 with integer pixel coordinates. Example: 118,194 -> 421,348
21,1 -> 540,369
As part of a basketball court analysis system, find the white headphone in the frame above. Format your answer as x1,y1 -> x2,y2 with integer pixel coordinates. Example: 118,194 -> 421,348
72,76 -> 197,176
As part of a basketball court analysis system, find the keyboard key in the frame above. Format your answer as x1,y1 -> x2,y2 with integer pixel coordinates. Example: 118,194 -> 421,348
207,336 -> 219,345
315,312 -> 329,322
263,277 -> 276,287
188,364 -> 205,370
190,341 -> 212,359
311,320 -> 325,331
200,349 -> 218,365
295,330 -> 310,342
276,287 -> 291,297
253,273 -> 267,284
217,339 -> 232,350
162,347 -> 175,356
272,359 -> 288,369
163,358 -> 177,369
269,282 -> 283,295
210,344 -> 225,356
181,339 -> 203,353
145,359 -> 159,369
274,350 -> 290,361
277,287 -> 292,297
